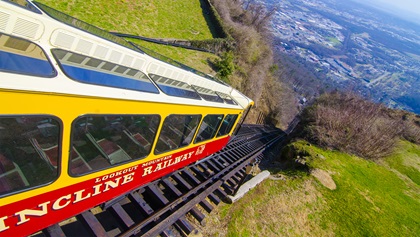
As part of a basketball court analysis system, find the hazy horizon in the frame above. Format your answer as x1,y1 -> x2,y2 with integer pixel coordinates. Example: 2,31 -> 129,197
351,0 -> 420,25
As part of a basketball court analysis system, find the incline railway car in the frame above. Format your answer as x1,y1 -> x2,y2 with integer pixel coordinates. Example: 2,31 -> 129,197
0,0 -> 253,236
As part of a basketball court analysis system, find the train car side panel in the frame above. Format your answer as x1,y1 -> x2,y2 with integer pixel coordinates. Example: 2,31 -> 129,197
0,136 -> 229,237
0,1 -> 254,236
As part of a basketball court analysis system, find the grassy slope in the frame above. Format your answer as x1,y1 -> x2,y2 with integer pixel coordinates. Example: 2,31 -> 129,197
385,140 -> 420,186
36,0 -> 218,74
130,39 -> 218,75
201,141 -> 420,236
311,141 -> 420,236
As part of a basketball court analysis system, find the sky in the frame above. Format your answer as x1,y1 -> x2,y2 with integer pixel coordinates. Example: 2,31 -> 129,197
371,0 -> 420,14
354,0 -> 420,23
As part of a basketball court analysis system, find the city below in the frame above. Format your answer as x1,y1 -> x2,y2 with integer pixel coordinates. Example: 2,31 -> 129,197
266,0 -> 420,113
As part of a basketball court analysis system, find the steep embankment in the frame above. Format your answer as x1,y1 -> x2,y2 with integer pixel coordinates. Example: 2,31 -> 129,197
199,140 -> 420,236
200,91 -> 420,236
36,0 -> 221,75
208,0 -> 299,127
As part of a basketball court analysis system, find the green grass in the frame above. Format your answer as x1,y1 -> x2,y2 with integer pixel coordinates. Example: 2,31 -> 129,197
202,141 -> 420,236
36,0 -> 214,40
130,39 -> 219,75
385,140 -> 420,186
308,142 -> 420,236
328,37 -> 342,47
36,0 -> 219,73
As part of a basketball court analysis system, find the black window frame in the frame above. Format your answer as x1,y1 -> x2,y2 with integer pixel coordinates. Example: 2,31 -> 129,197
69,114 -> 160,176
216,114 -> 239,137
233,105 -> 252,136
194,114 -> 224,144
154,114 -> 202,155
0,114 -> 62,198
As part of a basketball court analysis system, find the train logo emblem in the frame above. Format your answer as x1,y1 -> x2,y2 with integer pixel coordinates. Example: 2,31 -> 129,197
195,145 -> 206,155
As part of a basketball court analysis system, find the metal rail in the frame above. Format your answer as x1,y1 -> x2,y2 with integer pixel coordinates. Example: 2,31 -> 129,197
34,124 -> 285,237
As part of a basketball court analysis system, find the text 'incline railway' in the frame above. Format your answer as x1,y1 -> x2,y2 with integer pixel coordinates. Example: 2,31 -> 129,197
35,125 -> 285,237
0,1 -> 254,236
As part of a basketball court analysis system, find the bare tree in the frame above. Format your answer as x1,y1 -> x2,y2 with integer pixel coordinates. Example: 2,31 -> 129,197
297,92 -> 403,159
248,4 -> 277,31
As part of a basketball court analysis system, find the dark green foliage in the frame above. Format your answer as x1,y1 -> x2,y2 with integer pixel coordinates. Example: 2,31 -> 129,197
214,51 -> 235,81
190,38 -> 234,53
203,0 -> 230,38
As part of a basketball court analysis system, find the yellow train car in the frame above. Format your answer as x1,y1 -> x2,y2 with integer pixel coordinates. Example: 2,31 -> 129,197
0,1 -> 253,236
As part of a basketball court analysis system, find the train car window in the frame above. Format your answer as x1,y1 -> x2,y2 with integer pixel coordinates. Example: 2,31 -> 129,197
155,115 -> 201,154
0,33 -> 55,77
149,74 -> 201,100
233,105 -> 252,135
216,92 -> 237,105
217,114 -> 239,137
52,49 -> 159,94
195,114 -> 223,143
70,115 -> 159,176
2,0 -> 42,14
191,85 -> 224,103
0,116 -> 60,197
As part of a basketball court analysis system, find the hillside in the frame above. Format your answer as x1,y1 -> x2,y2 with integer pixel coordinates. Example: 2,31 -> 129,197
199,140 -> 420,236
37,0 -> 214,39
196,92 -> 420,236
36,0 -> 220,76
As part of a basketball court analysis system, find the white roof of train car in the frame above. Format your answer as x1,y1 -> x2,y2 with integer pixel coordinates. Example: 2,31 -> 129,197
0,1 -> 253,110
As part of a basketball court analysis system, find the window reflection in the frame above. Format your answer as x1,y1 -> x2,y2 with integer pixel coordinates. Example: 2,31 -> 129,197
192,85 -> 224,103
0,116 -> 60,196
52,49 -> 159,93
216,92 -> 237,105
155,115 -> 201,154
70,115 -> 159,175
0,33 -> 55,77
217,114 -> 238,137
149,74 -> 201,99
195,114 -> 223,143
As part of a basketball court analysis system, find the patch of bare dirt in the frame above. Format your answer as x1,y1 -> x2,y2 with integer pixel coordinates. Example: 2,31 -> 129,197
310,169 -> 336,190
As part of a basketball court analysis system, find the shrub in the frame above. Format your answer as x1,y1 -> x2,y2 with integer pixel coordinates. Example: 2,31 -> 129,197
394,112 -> 420,144
297,92 -> 402,159
214,51 -> 235,81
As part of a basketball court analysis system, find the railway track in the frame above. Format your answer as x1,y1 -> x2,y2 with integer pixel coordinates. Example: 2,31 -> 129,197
33,124 -> 286,237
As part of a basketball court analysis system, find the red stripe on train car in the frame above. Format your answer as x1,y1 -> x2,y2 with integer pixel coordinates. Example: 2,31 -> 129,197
0,137 -> 229,237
